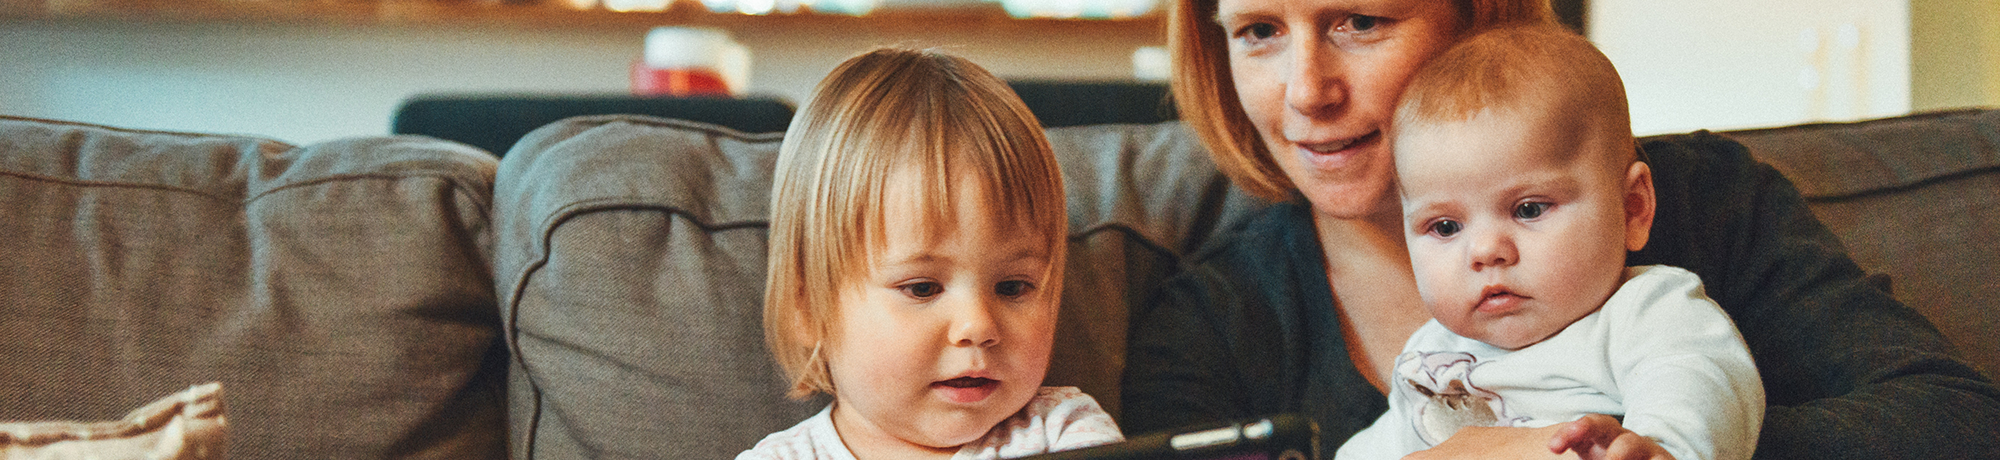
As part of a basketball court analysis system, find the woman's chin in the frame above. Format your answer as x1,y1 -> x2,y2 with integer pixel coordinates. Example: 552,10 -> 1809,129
1301,182 -> 1399,221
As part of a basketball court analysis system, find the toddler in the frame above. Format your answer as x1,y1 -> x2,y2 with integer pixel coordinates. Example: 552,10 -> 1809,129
1335,25 -> 1764,460
740,47 -> 1123,460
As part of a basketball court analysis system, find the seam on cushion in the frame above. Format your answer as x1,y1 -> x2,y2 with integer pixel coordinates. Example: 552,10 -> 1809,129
2,115 -> 300,147
563,114 -> 788,145
532,198 -> 771,236
502,198 -> 766,460
1069,222 -> 1185,266
247,172 -> 496,220
3,169 -> 499,219
0,169 -> 238,203
1801,165 -> 2000,203
1718,108 -> 1987,136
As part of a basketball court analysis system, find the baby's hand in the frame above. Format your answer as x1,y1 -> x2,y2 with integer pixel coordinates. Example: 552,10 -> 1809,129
1546,414 -> 1675,460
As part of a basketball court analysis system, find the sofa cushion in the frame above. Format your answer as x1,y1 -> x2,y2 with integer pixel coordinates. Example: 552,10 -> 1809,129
1723,109 -> 2000,378
0,116 -> 508,458
493,115 -> 1264,459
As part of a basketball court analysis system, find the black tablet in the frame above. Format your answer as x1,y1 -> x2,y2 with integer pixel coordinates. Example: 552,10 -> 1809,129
1023,414 -> 1319,460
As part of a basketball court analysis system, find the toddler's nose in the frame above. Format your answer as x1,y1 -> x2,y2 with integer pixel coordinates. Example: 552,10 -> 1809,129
949,299 -> 1000,348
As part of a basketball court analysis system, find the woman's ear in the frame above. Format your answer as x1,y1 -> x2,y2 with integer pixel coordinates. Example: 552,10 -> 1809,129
1624,161 -> 1657,252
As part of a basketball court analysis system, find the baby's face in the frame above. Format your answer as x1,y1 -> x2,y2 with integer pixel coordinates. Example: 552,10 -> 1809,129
1394,104 -> 1642,350
823,166 -> 1058,453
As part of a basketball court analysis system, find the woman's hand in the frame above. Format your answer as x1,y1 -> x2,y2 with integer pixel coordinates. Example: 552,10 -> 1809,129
1547,414 -> 1675,460
1401,425 -> 1572,460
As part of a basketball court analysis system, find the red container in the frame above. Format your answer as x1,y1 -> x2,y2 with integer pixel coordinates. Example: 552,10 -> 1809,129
631,61 -> 731,97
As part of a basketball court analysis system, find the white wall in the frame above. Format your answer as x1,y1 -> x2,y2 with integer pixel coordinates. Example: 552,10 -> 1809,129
0,19 -> 1153,145
4,1 -> 1932,144
1590,0 -> 1910,135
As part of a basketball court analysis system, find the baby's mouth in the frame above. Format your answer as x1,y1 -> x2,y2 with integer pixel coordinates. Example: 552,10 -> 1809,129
1477,286 -> 1528,313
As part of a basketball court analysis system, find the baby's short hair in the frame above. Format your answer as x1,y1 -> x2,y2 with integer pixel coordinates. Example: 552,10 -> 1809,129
763,47 -> 1066,400
1394,24 -> 1635,163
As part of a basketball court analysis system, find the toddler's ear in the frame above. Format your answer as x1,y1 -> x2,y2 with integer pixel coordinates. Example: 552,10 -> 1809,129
1623,161 -> 1656,252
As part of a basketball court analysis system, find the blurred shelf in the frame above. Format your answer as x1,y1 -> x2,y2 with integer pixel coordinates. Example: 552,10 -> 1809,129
0,0 -> 1163,31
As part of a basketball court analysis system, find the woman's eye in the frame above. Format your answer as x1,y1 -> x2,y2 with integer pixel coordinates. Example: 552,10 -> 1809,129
1514,202 -> 1551,220
1428,220 -> 1462,238
1343,14 -> 1381,32
995,280 -> 1034,298
900,282 -> 943,299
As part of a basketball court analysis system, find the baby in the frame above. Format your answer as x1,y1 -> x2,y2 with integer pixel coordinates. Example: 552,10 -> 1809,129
1335,25 -> 1764,460
739,47 -> 1122,460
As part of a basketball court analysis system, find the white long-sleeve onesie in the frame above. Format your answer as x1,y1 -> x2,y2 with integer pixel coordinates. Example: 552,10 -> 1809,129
1337,265 -> 1764,460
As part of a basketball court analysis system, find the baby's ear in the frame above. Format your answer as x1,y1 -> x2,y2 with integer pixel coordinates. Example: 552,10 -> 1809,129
1623,161 -> 1657,252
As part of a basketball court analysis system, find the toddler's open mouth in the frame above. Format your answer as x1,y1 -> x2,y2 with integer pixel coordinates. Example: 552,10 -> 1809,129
933,376 -> 999,403
938,377 -> 996,388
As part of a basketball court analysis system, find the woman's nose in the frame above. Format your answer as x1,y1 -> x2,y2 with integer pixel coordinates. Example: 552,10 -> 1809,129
1469,228 -> 1518,271
948,297 -> 1000,348
1284,34 -> 1347,117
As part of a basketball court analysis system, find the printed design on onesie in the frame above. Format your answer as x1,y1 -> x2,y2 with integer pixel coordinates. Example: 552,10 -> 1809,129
1395,351 -> 1532,446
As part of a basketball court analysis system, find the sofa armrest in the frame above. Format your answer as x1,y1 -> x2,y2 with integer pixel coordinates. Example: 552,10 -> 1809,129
1723,109 -> 2000,377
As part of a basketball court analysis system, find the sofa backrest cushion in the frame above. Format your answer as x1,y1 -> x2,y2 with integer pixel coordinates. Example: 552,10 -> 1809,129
0,116 -> 508,459
1724,108 -> 2000,378
492,115 -> 1265,459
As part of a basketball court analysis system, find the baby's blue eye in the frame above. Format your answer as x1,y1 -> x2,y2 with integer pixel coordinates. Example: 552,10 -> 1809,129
1514,202 -> 1550,220
1429,220 -> 1462,238
995,280 -> 1033,298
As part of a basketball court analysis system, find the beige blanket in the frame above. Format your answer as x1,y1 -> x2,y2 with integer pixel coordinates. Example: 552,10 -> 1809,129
0,383 -> 227,460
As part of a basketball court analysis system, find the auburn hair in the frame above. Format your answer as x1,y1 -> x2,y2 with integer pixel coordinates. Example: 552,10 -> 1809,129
1167,0 -> 1559,200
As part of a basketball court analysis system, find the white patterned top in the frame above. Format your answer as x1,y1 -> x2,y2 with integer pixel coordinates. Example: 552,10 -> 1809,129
737,386 -> 1123,460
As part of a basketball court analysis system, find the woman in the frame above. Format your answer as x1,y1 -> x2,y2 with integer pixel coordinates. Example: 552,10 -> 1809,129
1119,0 -> 2000,458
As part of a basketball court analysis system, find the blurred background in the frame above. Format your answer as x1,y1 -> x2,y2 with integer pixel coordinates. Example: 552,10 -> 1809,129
0,0 -> 1993,145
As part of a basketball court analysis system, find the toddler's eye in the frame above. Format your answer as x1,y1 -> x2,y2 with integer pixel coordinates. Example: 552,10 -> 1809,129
900,282 -> 943,299
1428,219 -> 1462,238
1514,202 -> 1551,220
1239,22 -> 1279,41
995,280 -> 1034,298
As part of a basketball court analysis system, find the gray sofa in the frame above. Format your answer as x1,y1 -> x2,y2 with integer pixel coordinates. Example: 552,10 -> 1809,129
3,109 -> 1994,459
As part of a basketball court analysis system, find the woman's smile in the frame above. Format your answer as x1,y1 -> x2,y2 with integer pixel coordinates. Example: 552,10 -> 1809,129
1294,130 -> 1382,167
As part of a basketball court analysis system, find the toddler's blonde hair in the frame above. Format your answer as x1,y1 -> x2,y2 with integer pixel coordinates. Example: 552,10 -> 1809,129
763,47 -> 1067,400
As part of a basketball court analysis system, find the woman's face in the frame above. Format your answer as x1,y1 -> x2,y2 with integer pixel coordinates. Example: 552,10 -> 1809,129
1218,0 -> 1463,219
